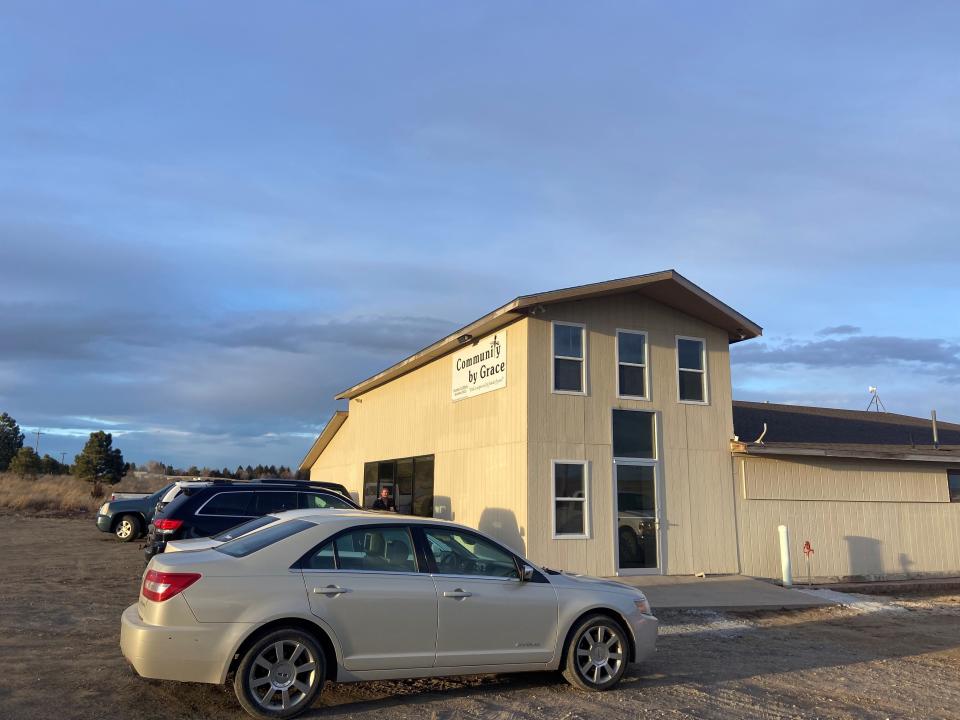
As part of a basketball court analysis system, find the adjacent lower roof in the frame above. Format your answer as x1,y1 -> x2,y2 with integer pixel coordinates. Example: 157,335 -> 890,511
336,269 -> 762,400
732,401 -> 960,463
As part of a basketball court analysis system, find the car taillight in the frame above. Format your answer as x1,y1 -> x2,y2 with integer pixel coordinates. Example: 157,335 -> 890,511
153,518 -> 183,533
142,569 -> 201,602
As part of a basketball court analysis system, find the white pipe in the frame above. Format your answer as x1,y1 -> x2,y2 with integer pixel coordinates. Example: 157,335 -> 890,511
778,524 -> 792,587
754,422 -> 767,445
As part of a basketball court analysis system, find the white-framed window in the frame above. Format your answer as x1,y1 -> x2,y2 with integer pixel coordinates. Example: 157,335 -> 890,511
616,329 -> 649,400
676,335 -> 708,404
552,321 -> 586,394
552,460 -> 590,538
948,470 -> 960,503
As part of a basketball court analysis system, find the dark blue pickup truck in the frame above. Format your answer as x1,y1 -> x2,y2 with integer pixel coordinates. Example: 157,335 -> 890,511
94,483 -> 174,542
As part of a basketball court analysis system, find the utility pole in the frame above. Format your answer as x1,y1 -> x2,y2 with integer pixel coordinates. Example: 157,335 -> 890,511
34,428 -> 42,453
59,452 -> 67,465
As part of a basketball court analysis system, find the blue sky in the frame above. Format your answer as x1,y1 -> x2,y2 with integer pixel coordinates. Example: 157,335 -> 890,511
2,2 -> 958,468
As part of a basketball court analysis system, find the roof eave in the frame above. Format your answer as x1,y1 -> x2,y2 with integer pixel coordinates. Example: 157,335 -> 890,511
298,411 -> 349,471
731,441 -> 960,464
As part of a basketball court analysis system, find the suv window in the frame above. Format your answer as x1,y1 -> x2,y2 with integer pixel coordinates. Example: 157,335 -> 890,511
424,528 -> 518,579
216,519 -> 314,558
199,491 -> 254,516
251,491 -> 298,514
333,527 -> 417,573
301,492 -> 355,510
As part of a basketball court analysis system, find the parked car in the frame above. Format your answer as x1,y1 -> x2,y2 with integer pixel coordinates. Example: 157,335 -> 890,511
109,491 -> 150,501
95,483 -> 176,542
121,510 -> 658,719
153,479 -> 353,518
144,481 -> 359,561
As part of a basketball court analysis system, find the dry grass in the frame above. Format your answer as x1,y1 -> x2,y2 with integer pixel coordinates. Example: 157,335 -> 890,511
0,473 -> 170,516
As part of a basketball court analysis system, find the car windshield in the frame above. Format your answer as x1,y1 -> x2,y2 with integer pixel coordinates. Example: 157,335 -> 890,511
213,515 -> 278,542
215,519 -> 314,558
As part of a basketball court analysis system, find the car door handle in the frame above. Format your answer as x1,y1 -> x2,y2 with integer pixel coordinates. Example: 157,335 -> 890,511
313,585 -> 351,596
442,589 -> 472,599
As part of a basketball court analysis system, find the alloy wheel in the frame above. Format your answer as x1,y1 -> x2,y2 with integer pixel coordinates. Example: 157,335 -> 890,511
116,520 -> 133,539
247,639 -> 317,712
575,623 -> 624,686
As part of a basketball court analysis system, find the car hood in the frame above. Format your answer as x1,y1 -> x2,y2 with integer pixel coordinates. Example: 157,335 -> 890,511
547,570 -> 645,597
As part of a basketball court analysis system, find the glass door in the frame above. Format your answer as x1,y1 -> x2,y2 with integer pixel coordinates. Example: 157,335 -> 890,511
615,462 -> 659,573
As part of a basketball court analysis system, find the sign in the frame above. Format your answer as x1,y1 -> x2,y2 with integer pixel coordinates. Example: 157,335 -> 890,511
451,331 -> 507,401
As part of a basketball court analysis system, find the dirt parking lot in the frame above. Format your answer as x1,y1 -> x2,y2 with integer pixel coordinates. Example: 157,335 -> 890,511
1,513 -> 959,720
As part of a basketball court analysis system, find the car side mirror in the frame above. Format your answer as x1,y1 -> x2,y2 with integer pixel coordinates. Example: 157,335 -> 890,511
520,564 -> 535,582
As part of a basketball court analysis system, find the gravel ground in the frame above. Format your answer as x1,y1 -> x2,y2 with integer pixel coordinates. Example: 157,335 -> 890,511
1,513 -> 959,720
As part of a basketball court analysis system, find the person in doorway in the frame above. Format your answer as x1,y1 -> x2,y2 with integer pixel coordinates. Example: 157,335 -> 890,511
372,487 -> 396,512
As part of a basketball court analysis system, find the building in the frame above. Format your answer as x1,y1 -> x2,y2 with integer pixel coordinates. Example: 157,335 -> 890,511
300,270 -> 960,580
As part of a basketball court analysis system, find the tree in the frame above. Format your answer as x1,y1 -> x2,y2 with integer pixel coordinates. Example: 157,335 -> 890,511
9,447 -> 41,479
0,412 -> 25,472
73,431 -> 125,486
40,454 -> 67,476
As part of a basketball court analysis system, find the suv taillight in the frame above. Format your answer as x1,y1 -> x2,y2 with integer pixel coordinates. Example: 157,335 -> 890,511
142,569 -> 201,602
153,518 -> 183,533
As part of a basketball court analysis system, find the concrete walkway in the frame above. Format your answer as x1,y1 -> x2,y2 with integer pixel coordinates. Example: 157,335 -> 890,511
608,574 -> 834,611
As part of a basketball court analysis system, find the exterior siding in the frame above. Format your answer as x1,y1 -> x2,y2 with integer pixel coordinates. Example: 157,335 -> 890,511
734,456 -> 960,579
309,319 -> 529,554
525,295 -> 740,576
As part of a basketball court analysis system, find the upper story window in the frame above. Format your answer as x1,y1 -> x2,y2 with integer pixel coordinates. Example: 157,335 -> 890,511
616,330 -> 648,399
949,470 -> 960,503
676,336 -> 707,404
553,321 -> 586,394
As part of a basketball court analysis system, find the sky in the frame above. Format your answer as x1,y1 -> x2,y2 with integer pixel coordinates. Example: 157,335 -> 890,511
1,2 -> 959,468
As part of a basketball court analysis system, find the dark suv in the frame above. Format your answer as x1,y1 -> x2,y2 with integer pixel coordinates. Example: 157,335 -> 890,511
143,480 -> 359,561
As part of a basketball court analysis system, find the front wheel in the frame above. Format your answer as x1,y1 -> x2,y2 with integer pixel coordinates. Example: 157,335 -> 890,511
562,614 -> 629,691
114,514 -> 141,542
234,629 -> 325,719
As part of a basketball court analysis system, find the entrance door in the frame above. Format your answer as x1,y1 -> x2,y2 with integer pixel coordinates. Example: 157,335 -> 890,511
615,462 -> 660,573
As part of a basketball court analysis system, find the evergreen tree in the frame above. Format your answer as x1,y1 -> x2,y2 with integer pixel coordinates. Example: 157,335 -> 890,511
10,447 -> 41,479
0,412 -> 25,472
73,431 -> 125,486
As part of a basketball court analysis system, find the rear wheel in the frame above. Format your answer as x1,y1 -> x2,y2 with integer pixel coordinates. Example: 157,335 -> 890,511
234,628 -> 325,719
114,514 -> 141,542
562,614 -> 629,691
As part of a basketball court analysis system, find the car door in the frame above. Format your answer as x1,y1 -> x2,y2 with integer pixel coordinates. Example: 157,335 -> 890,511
421,526 -> 559,667
302,524 -> 438,671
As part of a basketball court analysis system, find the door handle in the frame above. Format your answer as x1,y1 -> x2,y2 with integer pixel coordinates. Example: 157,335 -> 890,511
442,589 -> 472,599
313,585 -> 350,596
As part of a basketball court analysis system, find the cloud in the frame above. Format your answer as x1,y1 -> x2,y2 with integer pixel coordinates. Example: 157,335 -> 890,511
816,325 -> 861,336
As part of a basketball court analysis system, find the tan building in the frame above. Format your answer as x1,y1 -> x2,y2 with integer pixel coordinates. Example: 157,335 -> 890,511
300,270 -> 960,580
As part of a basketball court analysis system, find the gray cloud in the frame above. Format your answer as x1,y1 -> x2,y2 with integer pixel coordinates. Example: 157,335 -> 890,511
732,335 -> 960,373
816,325 -> 862,336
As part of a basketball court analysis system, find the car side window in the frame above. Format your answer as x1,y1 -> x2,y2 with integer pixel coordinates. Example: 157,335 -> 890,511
301,492 -> 354,510
334,527 -> 417,573
423,528 -> 519,579
252,491 -> 298,515
200,491 -> 254,516
303,540 -> 336,570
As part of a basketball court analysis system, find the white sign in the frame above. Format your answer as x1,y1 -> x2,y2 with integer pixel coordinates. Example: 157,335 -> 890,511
451,331 -> 507,401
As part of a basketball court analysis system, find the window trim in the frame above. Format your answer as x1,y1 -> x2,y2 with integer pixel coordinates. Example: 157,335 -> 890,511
551,459 -> 591,540
675,335 -> 709,405
551,321 -> 587,396
615,328 -> 650,401
948,469 -> 960,503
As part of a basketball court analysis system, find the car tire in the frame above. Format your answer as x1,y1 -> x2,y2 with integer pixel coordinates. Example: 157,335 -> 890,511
562,614 -> 629,692
234,628 -> 325,720
114,514 -> 141,542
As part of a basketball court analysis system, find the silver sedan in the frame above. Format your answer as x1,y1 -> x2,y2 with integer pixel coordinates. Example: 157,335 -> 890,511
121,510 -> 657,719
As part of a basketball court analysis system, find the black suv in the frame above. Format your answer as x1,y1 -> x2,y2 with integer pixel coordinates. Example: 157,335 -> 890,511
144,480 -> 359,561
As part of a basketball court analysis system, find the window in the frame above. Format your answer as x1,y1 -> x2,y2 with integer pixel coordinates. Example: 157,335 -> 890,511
423,528 -> 519,579
553,321 -> 585,393
612,409 -> 656,459
250,491 -> 298,515
301,492 -> 355,510
334,526 -> 418,572
362,455 -> 434,516
216,519 -> 314,557
677,336 -> 707,403
553,461 -> 589,538
213,515 -> 278,542
616,330 -> 648,399
949,471 -> 960,503
198,491 -> 253,517
303,540 -> 336,570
